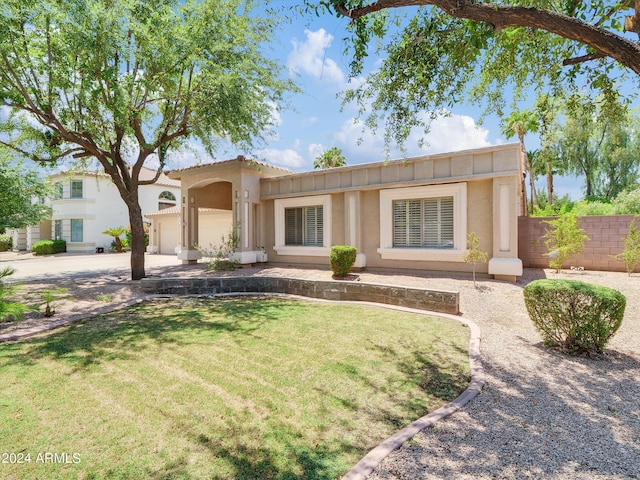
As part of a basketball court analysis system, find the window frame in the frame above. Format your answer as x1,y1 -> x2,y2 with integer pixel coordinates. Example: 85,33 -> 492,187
70,219 -> 83,242
70,180 -> 83,199
54,220 -> 63,240
274,195 -> 331,257
378,183 -> 467,262
284,205 -> 324,247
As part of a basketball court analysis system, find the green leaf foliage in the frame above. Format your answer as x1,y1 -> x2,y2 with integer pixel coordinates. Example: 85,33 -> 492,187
303,1 -> 637,152
612,188 -> 640,215
103,226 -> 127,253
0,153 -> 53,231
462,232 -> 488,288
0,0 -> 297,279
542,215 -> 589,272
549,98 -> 640,199
0,266 -> 30,322
329,245 -> 357,277
523,279 -> 626,353
314,147 -> 347,169
0,234 -> 12,251
613,216 -> 640,276
31,239 -> 67,255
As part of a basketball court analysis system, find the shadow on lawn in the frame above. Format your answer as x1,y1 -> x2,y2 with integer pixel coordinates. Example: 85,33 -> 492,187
5,297 -> 293,370
1,296 -> 474,479
143,431 -> 359,480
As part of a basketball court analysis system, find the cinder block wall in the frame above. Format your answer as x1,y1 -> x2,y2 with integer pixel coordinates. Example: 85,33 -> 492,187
519,215 -> 637,272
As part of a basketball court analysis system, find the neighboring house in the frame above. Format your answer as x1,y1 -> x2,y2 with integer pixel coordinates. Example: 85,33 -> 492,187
10,167 -> 181,252
153,144 -> 524,281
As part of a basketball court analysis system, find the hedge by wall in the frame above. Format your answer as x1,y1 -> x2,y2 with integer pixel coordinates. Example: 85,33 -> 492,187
519,215 -> 635,272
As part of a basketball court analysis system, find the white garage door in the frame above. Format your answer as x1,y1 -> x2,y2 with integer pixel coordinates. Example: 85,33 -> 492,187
159,220 -> 178,255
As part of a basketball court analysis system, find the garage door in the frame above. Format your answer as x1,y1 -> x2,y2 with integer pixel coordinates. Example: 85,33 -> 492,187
159,220 -> 178,255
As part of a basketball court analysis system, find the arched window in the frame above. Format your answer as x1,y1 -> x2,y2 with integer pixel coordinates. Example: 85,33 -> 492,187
158,191 -> 177,210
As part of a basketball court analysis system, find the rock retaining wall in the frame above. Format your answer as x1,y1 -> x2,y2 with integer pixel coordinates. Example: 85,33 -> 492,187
140,276 -> 460,315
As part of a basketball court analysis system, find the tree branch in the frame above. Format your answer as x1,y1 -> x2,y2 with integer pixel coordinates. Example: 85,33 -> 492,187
0,140 -> 85,164
336,0 -> 640,76
562,52 -> 607,66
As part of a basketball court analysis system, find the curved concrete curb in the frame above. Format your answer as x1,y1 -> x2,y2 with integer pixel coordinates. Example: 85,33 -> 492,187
341,308 -> 484,480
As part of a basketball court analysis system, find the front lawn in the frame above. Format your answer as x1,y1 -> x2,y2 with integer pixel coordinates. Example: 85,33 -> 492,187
0,296 -> 470,479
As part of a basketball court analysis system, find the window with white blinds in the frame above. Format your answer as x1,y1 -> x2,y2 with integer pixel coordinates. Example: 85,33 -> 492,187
393,197 -> 454,249
285,206 -> 323,246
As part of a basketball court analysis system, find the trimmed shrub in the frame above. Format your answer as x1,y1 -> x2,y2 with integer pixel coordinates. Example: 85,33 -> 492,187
329,245 -> 357,278
523,279 -> 626,353
32,239 -> 67,255
0,234 -> 12,252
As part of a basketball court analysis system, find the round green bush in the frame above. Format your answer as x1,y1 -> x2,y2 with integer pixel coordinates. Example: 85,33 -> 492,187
523,279 -> 626,353
329,245 -> 357,278
32,239 -> 67,255
0,234 -> 12,252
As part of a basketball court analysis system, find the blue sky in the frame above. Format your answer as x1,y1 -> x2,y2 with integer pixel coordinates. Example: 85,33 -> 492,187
0,4 -> 598,199
191,6 -> 588,199
249,11 -> 507,170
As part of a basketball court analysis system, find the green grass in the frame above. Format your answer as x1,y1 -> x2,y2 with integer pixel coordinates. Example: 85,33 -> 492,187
0,296 -> 470,480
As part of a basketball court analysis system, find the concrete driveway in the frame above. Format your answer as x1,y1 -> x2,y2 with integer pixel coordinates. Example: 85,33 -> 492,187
0,251 -> 184,282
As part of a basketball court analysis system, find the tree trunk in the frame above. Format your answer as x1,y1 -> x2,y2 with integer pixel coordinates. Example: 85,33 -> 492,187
521,175 -> 528,216
127,199 -> 146,280
524,151 -> 538,213
546,162 -> 554,205
518,136 -> 529,216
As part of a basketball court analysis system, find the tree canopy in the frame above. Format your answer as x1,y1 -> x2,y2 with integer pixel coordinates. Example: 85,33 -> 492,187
500,109 -> 540,214
0,0 -> 296,279
0,150 -> 52,232
549,99 -> 640,199
304,0 -> 639,150
314,146 -> 347,169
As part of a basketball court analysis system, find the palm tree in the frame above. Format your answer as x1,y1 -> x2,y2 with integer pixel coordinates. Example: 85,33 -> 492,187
103,226 -> 127,253
501,110 -> 540,215
314,147 -> 347,169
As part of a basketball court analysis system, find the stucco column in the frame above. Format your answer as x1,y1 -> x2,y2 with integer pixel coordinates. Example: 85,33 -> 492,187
488,177 -> 523,280
178,189 -> 201,264
344,191 -> 366,267
230,187 -> 257,264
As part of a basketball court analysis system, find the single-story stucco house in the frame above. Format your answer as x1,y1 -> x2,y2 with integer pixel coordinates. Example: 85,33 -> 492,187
148,144 -> 524,281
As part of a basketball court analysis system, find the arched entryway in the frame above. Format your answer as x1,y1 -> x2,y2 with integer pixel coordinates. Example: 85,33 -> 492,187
186,180 -> 234,252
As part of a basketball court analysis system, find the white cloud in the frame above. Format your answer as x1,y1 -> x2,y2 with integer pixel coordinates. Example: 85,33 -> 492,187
334,112 -> 492,162
255,148 -> 305,169
267,100 -> 282,128
168,141 -> 212,169
287,29 -> 345,85
307,143 -> 324,162
425,114 -> 491,153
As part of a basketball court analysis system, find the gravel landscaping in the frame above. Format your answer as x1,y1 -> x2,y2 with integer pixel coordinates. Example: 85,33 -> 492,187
2,261 -> 639,479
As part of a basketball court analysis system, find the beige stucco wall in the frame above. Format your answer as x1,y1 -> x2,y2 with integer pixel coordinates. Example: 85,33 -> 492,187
261,144 -> 522,277
168,158 -> 290,262
163,146 -> 522,277
262,178 -> 497,274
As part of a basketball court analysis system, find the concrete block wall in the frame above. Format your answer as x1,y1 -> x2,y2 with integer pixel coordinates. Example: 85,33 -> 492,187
140,276 -> 460,315
519,215 -> 636,272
